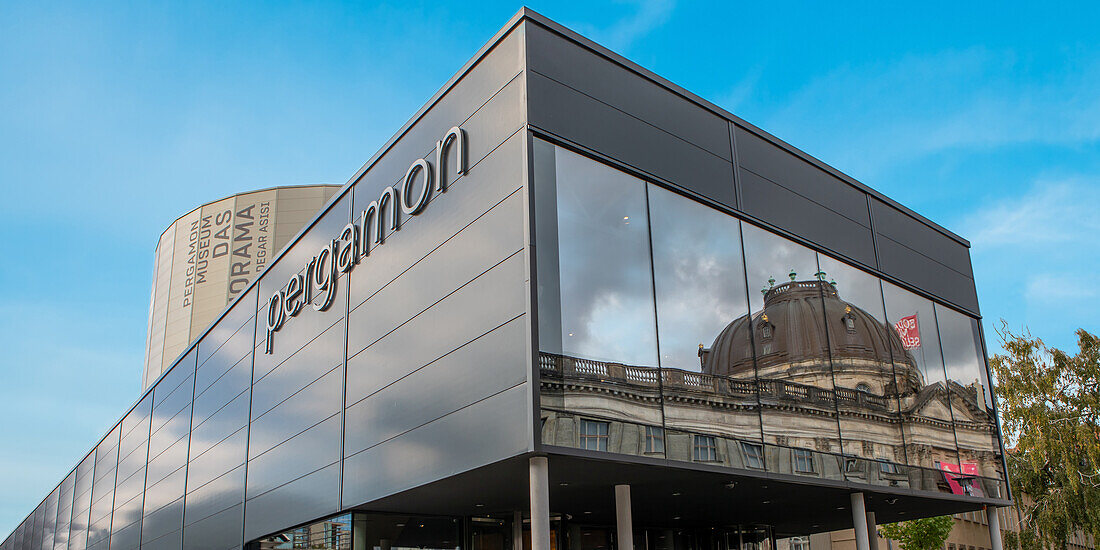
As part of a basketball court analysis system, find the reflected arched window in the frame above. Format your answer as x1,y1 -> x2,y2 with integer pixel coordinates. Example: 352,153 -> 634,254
856,382 -> 871,394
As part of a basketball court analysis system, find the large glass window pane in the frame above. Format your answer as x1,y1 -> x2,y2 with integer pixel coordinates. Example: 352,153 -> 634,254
648,183 -> 760,446
882,282 -> 961,477
351,513 -> 461,550
817,255 -> 911,485
556,148 -> 657,364
741,224 -> 842,465
649,184 -> 749,371
251,513 -> 351,549
936,304 -> 1005,496
534,140 -> 662,457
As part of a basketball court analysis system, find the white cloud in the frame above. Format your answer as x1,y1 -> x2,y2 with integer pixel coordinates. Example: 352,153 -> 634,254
959,178 -> 1100,351
569,0 -> 675,53
964,179 -> 1100,248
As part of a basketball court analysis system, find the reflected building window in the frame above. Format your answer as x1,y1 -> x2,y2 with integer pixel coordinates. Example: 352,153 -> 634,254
693,435 -> 718,462
741,442 -> 765,469
645,426 -> 665,454
879,460 -> 900,475
793,449 -> 815,474
580,420 -> 610,452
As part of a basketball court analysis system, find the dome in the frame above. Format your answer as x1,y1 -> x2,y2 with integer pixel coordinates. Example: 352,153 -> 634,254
700,278 -> 920,394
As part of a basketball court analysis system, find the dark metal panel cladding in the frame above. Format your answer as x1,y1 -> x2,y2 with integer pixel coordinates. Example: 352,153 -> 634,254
735,126 -> 871,226
871,198 -> 975,279
146,432 -> 188,488
195,318 -> 255,399
68,454 -> 95,550
120,393 -> 153,442
243,462 -> 340,542
183,464 -> 245,527
739,168 -> 878,268
182,503 -> 242,550
347,187 -> 523,346
142,466 -> 186,523
197,286 -> 257,369
525,22 -> 732,162
346,132 -> 525,357
245,414 -> 341,498
107,519 -> 140,550
140,528 -> 182,550
190,383 -> 250,455
876,232 -> 981,314
153,348 -> 197,409
140,496 -> 183,545
108,489 -> 144,537
345,316 -> 527,455
54,470 -> 76,550
249,318 -> 343,420
342,383 -> 528,507
527,71 -> 737,209
246,366 -> 342,460
41,487 -> 58,550
344,252 -> 527,420
187,428 -> 247,492
189,391 -> 250,465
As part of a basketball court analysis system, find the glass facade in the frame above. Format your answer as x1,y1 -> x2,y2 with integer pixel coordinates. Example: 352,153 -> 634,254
534,138 -> 1007,499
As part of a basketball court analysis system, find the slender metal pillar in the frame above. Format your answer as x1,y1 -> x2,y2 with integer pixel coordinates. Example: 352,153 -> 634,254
615,485 -> 633,550
866,511 -> 878,550
514,510 -> 524,550
850,493 -> 870,550
530,457 -> 551,550
987,507 -> 1003,550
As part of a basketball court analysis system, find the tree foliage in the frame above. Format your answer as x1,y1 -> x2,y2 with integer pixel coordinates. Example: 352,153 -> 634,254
991,325 -> 1100,548
879,516 -> 955,550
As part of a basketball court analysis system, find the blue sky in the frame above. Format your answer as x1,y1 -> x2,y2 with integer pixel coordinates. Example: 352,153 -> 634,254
2,0 -> 1098,535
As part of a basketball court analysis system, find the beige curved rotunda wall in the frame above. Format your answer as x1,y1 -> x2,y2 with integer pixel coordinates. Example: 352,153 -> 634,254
142,184 -> 341,389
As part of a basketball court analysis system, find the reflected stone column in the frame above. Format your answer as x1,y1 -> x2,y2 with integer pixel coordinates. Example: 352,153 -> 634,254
615,485 -> 633,550
514,510 -> 524,550
531,457 -> 551,550
987,507 -> 1003,550
851,493 -> 870,550
866,511 -> 878,550
352,514 -> 368,550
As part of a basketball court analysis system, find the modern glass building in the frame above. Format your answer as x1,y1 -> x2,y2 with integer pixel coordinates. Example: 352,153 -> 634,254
1,8 -> 1010,550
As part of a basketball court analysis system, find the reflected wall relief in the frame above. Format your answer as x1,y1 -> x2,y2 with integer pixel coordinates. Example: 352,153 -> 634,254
533,139 -> 1005,500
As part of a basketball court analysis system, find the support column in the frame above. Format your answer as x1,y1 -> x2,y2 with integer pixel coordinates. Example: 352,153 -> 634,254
987,507 -> 1003,550
513,510 -> 524,550
615,485 -> 633,550
530,457 -> 551,550
866,511 -> 878,550
851,493 -> 870,550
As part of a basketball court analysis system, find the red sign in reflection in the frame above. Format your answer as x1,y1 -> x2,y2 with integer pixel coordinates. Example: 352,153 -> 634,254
940,462 -> 983,496
894,314 -> 921,350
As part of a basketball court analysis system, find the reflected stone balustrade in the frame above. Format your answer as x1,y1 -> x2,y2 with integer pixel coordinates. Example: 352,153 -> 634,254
539,352 -> 1006,500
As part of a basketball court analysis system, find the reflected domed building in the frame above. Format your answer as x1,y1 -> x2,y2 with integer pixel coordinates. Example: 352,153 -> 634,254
701,277 -> 919,395
541,275 -> 1001,497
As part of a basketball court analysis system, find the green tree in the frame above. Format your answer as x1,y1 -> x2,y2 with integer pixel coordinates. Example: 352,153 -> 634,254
991,325 -> 1100,548
879,516 -> 955,550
